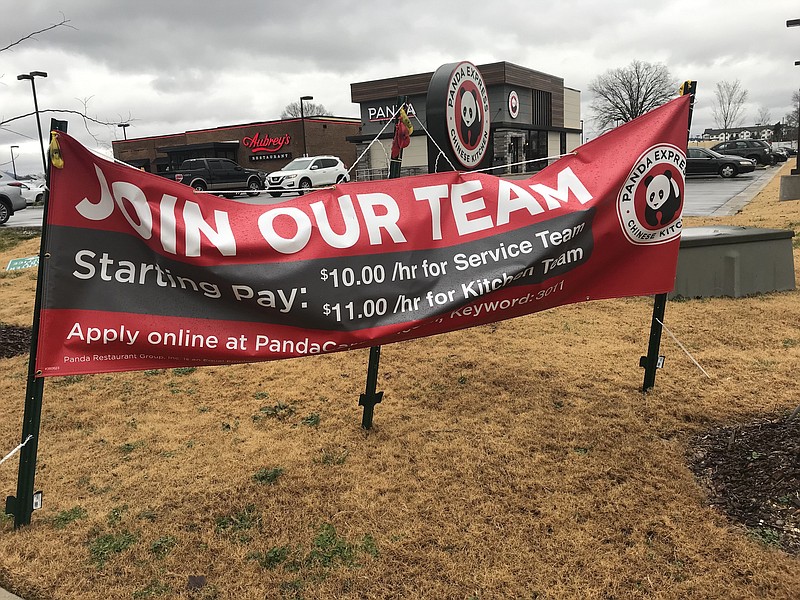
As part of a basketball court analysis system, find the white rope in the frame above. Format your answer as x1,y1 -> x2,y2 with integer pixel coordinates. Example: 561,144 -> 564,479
469,152 -> 577,174
344,105 -> 404,181
378,137 -> 392,170
656,318 -> 711,379
410,112 -> 577,175
410,114 -> 458,172
0,435 -> 33,467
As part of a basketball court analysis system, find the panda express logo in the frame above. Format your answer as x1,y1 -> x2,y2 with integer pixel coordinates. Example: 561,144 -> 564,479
508,90 -> 520,119
445,62 -> 491,169
616,144 -> 686,245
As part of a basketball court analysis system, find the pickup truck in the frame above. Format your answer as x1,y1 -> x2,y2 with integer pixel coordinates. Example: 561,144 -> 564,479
166,158 -> 265,196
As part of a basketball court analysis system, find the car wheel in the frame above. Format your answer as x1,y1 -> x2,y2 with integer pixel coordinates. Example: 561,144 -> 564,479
269,192 -> 283,198
0,201 -> 10,225
36,193 -> 44,203
247,179 -> 262,196
336,174 -> 347,184
192,181 -> 207,192
298,179 -> 312,195
719,164 -> 737,178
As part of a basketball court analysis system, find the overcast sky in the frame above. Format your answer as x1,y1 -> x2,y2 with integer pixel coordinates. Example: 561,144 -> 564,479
1,0 -> 798,176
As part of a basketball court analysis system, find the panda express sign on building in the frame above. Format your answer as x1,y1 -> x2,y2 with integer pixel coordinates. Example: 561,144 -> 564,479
34,94 -> 690,376
426,61 -> 493,172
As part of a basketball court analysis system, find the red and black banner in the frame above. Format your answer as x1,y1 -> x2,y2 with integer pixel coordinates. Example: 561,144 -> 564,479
36,95 -> 691,376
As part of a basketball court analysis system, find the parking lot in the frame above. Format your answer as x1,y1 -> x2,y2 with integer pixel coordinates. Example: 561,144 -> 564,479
683,166 -> 779,216
2,167 -> 781,229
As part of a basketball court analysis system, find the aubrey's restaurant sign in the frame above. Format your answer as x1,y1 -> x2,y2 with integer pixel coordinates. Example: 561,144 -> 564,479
243,132 -> 291,154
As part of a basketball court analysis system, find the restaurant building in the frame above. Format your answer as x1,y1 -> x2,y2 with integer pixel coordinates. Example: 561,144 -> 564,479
111,116 -> 361,175
348,61 -> 582,179
112,61 -> 580,181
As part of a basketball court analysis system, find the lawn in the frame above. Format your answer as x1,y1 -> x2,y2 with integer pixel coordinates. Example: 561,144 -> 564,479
0,162 -> 798,599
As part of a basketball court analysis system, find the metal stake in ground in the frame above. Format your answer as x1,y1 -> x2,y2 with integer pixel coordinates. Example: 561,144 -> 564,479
641,81 -> 696,392
6,118 -> 67,528
359,96 -> 410,429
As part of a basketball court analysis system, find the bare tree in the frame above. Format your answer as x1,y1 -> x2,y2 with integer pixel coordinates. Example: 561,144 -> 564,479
0,14 -> 73,54
1,15 -> 130,158
785,90 -> 800,130
712,80 -> 748,132
756,106 -> 772,126
280,101 -> 331,119
588,60 -> 677,131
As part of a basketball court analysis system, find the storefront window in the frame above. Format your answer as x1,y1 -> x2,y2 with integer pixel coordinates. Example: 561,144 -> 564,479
527,131 -> 549,171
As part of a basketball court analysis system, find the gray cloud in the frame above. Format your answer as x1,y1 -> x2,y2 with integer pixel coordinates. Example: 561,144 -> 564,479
2,0 -> 799,175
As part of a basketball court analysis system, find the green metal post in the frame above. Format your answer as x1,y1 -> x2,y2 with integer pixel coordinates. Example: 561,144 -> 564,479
359,346 -> 384,429
641,82 -> 695,392
641,293 -> 667,392
359,97 -> 408,429
5,119 -> 66,527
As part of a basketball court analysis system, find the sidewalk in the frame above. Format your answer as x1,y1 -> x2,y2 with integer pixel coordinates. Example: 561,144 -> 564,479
0,588 -> 23,600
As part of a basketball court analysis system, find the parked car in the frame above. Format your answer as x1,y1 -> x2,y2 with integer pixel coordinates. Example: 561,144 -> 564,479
771,147 -> 789,163
163,158 -> 265,197
266,156 -> 349,197
0,170 -> 27,225
686,147 -> 755,178
21,180 -> 46,205
710,139 -> 774,166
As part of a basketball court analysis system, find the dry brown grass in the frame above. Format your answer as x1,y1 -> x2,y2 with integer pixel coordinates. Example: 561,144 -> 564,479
0,163 -> 798,599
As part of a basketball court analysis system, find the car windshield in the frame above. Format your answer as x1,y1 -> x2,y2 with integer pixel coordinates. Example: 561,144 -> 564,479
705,149 -> 727,159
283,159 -> 313,171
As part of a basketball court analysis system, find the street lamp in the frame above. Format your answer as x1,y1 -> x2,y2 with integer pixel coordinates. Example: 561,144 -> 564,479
300,95 -> 313,157
788,19 -> 800,173
10,146 -> 19,179
118,123 -> 130,140
17,71 -> 48,174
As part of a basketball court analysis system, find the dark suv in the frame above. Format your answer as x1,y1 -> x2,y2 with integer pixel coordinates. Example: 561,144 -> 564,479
711,139 -> 774,166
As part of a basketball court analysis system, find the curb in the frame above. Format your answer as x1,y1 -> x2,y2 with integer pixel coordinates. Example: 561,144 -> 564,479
709,166 -> 783,217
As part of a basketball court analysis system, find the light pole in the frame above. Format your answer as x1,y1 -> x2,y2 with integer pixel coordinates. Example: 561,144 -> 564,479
10,146 -> 19,179
300,95 -> 313,157
17,71 -> 48,175
789,19 -> 800,174
118,123 -> 130,140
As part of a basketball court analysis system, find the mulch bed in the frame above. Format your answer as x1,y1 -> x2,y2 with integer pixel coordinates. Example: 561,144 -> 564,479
0,324 -> 32,359
688,415 -> 800,554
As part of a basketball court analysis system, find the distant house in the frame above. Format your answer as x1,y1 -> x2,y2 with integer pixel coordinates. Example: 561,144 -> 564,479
701,123 -> 795,143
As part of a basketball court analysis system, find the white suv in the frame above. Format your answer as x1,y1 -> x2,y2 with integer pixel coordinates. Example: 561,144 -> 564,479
0,170 -> 27,225
267,156 -> 349,197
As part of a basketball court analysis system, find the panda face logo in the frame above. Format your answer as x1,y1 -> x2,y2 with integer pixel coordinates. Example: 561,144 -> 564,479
461,90 -> 478,127
645,174 -> 670,210
645,171 -> 678,211
617,144 -> 685,245
644,169 -> 681,226
444,61 -> 491,169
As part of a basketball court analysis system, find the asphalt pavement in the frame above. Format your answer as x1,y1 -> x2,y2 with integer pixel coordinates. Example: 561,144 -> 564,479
683,165 -> 779,216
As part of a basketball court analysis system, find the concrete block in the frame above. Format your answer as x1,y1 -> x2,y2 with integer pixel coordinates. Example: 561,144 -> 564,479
779,174 -> 800,201
671,226 -> 796,299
